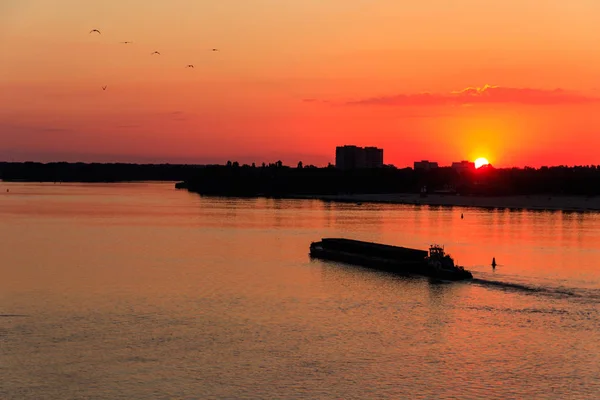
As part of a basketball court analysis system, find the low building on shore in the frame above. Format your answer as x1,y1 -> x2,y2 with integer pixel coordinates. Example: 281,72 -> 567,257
451,160 -> 476,173
414,160 -> 439,171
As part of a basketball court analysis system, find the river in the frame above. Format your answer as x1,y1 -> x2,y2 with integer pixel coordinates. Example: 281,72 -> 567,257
1,182 -> 599,399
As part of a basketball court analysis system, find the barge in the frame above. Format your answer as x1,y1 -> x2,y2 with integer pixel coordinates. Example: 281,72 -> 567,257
309,238 -> 473,281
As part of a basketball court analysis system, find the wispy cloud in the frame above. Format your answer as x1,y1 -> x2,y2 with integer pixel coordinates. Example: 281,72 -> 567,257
116,124 -> 142,129
347,84 -> 600,106
0,122 -> 72,134
158,110 -> 189,121
302,98 -> 330,104
41,127 -> 72,133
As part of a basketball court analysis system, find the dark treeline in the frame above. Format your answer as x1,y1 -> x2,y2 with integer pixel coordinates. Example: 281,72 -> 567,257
0,162 -> 205,182
454,165 -> 600,196
179,163 -> 415,196
3,161 -> 600,196
180,163 -> 600,197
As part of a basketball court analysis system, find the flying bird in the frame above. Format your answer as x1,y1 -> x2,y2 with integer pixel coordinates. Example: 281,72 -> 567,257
89,29 -> 101,34
120,41 -> 133,44
151,51 -> 160,55
101,85 -> 107,90
186,64 -> 194,68
210,48 -> 219,52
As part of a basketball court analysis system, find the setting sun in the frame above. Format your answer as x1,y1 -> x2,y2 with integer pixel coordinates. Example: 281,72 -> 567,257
474,157 -> 490,168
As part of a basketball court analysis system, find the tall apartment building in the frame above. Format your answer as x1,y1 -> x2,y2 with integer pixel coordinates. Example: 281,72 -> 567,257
364,147 -> 384,169
335,145 -> 384,170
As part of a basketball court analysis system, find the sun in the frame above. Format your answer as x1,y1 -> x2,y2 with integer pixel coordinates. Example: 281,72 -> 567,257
474,157 -> 489,169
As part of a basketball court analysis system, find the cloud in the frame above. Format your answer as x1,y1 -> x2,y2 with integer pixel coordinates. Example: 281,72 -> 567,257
301,98 -> 330,104
347,84 -> 600,106
0,122 -> 72,134
41,127 -> 72,133
159,110 -> 189,121
116,124 -> 142,129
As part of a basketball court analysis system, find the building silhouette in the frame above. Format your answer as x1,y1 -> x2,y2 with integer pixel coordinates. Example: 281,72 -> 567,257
336,145 -> 384,170
414,160 -> 439,171
451,160 -> 476,173
364,147 -> 384,168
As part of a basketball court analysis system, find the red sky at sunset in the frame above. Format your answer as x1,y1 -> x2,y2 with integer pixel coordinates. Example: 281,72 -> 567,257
2,1 -> 600,167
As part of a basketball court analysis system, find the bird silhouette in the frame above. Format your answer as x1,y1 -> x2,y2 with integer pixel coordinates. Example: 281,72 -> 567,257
120,41 -> 133,44
186,64 -> 194,68
89,29 -> 101,34
151,51 -> 161,55
210,48 -> 219,52
101,85 -> 107,90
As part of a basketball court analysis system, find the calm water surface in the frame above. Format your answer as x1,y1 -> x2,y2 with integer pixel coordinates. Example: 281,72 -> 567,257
1,182 -> 599,399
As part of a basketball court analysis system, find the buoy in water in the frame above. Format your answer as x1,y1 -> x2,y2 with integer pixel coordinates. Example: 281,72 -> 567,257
461,213 -> 464,219
492,257 -> 497,269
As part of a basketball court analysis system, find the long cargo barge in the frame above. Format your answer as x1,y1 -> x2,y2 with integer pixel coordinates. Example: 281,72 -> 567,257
309,238 -> 473,281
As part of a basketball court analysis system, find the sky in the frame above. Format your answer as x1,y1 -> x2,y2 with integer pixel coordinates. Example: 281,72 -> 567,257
2,0 -> 600,167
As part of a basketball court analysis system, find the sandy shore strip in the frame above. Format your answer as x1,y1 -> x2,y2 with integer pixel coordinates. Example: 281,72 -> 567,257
288,193 -> 600,212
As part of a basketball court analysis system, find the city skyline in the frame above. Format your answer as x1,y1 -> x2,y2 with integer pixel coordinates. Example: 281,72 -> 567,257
3,1 -> 600,167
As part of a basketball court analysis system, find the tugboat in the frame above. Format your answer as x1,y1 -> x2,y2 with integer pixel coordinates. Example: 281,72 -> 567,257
309,238 -> 473,281
426,245 -> 473,281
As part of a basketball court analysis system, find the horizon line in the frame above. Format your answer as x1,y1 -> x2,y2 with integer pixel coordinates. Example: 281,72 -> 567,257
1,160 -> 599,170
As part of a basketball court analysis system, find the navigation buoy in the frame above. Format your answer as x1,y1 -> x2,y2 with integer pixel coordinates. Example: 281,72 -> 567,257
492,257 -> 497,269
461,213 -> 464,219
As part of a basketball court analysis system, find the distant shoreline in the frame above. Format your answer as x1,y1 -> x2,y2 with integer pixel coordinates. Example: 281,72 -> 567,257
4,177 -> 599,212
1,179 -> 179,183
4,161 -> 600,213
0,162 -> 204,183
271,193 -> 600,212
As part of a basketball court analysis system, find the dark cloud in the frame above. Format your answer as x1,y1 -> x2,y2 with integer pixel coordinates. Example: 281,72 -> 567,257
116,124 -> 141,129
42,127 -> 71,132
301,98 -> 330,104
346,85 -> 600,106
160,111 -> 188,121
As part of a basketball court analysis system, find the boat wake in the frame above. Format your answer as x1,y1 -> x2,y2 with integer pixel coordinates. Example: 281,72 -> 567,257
471,277 -> 600,303
472,278 -> 574,295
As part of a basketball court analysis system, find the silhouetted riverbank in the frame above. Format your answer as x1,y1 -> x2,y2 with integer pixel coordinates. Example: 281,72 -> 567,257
4,161 -> 600,213
0,162 -> 204,182
178,163 -> 600,212
287,193 -> 600,212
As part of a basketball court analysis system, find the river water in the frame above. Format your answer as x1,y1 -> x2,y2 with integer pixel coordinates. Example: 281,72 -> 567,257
1,182 -> 599,399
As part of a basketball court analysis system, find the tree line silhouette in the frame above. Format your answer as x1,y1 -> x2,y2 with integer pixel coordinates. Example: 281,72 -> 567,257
2,161 -> 600,196
177,162 -> 411,196
180,162 -> 600,197
0,162 -> 204,182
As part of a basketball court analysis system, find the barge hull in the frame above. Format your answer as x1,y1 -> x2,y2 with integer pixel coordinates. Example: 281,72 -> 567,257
310,246 -> 427,275
319,238 -> 428,261
309,238 -> 472,281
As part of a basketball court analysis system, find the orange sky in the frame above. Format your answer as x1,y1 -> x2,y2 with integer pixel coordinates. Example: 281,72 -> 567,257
2,0 -> 600,167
